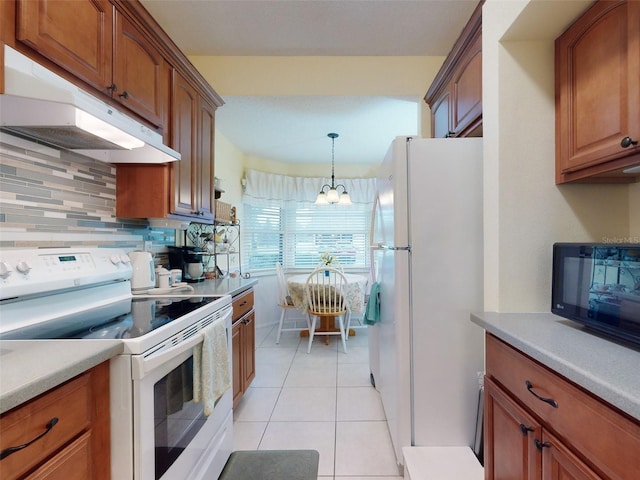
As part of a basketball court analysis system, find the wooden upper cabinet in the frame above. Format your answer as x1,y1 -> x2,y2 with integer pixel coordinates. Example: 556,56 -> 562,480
555,0 -> 640,183
425,1 -> 483,138
198,97 -> 217,219
450,32 -> 482,137
15,0 -> 113,91
171,69 -> 217,221
430,89 -> 451,139
172,69 -> 199,218
116,69 -> 217,221
15,0 -> 167,129
112,11 -> 167,127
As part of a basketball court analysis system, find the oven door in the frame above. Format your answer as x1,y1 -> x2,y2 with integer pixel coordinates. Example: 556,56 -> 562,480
131,307 -> 233,480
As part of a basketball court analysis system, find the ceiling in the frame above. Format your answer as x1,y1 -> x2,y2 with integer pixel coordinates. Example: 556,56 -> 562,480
140,0 -> 479,165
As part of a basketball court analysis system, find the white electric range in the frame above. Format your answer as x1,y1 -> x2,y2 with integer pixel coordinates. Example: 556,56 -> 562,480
0,247 -> 234,480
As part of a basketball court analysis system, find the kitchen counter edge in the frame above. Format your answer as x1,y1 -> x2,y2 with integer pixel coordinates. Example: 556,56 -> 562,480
0,339 -> 124,414
188,277 -> 258,297
471,311 -> 640,422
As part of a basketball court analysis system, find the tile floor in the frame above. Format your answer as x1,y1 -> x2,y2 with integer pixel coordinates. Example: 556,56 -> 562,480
232,323 -> 404,480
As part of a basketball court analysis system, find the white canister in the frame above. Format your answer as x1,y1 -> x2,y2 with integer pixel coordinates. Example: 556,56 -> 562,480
157,272 -> 171,289
155,266 -> 172,289
169,269 -> 182,284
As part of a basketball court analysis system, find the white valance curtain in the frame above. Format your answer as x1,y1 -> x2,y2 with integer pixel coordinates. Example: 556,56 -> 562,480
242,169 -> 377,206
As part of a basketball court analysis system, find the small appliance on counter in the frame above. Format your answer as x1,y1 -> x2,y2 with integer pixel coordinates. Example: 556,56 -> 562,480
552,243 -> 640,346
129,251 -> 155,292
168,246 -> 206,283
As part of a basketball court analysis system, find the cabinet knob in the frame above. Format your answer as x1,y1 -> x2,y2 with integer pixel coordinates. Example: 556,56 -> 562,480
106,83 -> 117,93
519,424 -> 534,436
534,439 -> 550,452
621,136 -> 638,148
118,91 -> 129,99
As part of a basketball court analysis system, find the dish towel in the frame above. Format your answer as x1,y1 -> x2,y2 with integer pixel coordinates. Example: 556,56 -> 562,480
193,321 -> 231,416
363,282 -> 381,325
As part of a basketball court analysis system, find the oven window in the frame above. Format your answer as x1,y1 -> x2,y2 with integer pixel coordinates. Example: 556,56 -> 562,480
153,356 -> 205,480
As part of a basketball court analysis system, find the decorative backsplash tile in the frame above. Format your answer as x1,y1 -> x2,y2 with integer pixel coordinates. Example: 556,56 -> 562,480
0,134 -> 175,250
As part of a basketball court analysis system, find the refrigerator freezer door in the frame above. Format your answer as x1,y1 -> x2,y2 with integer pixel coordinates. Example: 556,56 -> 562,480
408,138 -> 484,447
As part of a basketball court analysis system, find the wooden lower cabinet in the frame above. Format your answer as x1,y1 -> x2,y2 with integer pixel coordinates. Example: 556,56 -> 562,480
231,288 -> 256,407
484,334 -> 640,480
0,362 -> 110,480
485,377 -> 600,480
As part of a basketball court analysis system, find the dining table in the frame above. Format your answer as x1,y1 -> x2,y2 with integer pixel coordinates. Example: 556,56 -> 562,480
286,272 -> 369,341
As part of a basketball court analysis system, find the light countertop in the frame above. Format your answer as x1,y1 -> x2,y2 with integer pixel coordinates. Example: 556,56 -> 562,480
187,276 -> 257,297
471,312 -> 640,421
0,340 -> 123,414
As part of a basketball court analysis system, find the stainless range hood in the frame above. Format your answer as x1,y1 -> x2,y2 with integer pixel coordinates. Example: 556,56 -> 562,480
0,45 -> 180,164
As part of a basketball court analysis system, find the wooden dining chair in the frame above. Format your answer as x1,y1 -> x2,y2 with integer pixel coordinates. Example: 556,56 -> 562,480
275,263 -> 310,344
304,266 -> 349,353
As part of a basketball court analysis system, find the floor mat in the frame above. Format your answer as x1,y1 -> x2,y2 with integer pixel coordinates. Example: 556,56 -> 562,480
219,450 -> 319,480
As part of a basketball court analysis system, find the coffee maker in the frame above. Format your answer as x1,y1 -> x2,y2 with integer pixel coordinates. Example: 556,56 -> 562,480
167,246 -> 205,283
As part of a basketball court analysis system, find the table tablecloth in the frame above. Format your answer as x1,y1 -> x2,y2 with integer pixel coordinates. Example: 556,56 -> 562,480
287,272 -> 368,314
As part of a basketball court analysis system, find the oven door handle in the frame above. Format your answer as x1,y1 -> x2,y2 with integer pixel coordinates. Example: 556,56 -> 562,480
132,331 -> 205,380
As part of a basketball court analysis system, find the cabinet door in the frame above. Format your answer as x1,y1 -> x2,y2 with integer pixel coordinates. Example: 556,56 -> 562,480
242,311 -> 256,390
113,11 -> 167,127
232,320 -> 243,407
485,377 -> 541,480
197,97 -> 217,221
450,32 -> 482,137
25,431 -> 93,480
431,88 -> 451,138
541,431 -> 602,480
556,0 -> 640,182
172,69 -> 199,218
16,0 -> 113,92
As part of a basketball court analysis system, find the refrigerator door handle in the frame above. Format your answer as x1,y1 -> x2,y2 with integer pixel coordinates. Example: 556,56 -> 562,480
371,244 -> 410,252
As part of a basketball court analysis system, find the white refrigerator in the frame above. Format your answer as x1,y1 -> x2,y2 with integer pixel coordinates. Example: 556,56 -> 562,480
369,136 -> 484,466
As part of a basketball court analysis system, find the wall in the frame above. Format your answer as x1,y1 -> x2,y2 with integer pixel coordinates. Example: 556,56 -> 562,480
483,0 -> 634,313
0,134 -> 172,250
631,184 -> 640,238
198,55 -> 444,328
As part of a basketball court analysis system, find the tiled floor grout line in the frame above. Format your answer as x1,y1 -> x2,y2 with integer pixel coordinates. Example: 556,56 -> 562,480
240,323 -> 401,479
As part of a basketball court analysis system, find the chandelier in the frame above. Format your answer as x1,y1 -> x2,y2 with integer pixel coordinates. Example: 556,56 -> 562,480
315,133 -> 352,205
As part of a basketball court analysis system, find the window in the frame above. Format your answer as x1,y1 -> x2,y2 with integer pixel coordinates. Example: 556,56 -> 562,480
243,202 -> 372,272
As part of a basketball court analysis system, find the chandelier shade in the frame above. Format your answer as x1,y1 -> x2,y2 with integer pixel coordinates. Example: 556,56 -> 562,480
315,133 -> 352,205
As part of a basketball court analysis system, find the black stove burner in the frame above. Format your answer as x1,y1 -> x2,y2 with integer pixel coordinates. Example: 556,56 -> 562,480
1,296 -> 220,341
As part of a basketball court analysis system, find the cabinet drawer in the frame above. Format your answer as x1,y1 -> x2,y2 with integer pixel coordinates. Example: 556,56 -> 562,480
486,334 -> 640,480
232,289 -> 254,321
0,372 -> 95,479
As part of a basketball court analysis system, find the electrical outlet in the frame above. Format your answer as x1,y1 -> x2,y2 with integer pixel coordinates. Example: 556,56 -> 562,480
144,241 -> 152,251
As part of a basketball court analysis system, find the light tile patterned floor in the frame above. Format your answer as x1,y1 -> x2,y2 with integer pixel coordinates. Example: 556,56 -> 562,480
232,324 -> 404,480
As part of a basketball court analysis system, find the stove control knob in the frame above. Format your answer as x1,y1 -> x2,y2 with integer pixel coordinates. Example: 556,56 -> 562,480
0,262 -> 13,279
110,254 -> 121,265
120,254 -> 131,264
16,260 -> 32,275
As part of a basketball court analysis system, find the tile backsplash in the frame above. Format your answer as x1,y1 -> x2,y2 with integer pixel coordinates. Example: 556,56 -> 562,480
0,134 -> 175,250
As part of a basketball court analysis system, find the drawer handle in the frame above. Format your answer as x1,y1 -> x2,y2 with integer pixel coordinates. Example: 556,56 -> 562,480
519,424 -> 534,436
239,301 -> 247,307
0,417 -> 59,460
525,380 -> 558,408
534,439 -> 550,452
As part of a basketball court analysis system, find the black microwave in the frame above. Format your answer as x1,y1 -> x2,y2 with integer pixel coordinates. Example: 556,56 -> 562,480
552,243 -> 640,346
